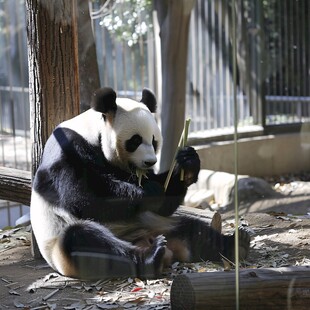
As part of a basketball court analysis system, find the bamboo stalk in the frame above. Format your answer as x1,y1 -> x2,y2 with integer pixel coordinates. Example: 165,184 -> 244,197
164,119 -> 191,191
180,119 -> 191,181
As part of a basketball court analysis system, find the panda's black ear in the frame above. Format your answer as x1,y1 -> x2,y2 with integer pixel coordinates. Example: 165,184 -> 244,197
91,87 -> 117,114
140,88 -> 157,113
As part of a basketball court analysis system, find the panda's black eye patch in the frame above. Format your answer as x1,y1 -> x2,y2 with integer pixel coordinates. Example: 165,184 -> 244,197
152,136 -> 158,152
125,134 -> 143,153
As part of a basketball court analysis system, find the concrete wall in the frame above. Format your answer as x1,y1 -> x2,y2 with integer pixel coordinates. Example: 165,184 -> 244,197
196,132 -> 310,177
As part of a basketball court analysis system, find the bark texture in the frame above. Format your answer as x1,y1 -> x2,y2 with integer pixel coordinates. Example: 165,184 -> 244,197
26,0 -> 80,175
171,266 -> 310,310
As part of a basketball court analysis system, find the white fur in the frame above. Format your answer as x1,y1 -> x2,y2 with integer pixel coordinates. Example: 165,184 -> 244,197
30,190 -> 78,272
31,96 -> 162,273
59,97 -> 162,170
59,109 -> 102,146
112,98 -> 162,169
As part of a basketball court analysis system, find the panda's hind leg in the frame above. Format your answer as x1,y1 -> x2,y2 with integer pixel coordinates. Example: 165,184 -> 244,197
165,216 -> 250,263
55,220 -> 167,279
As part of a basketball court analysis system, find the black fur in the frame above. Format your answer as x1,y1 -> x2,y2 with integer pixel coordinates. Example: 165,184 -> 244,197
34,127 -> 145,221
152,136 -> 158,152
125,134 -> 143,153
166,216 -> 250,262
33,89 -> 250,279
34,127 -> 196,222
140,88 -> 157,113
91,87 -> 117,114
61,221 -> 166,279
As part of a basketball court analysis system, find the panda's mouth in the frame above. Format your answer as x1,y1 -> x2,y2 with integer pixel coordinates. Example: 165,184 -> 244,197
129,161 -> 156,172
128,162 -> 148,173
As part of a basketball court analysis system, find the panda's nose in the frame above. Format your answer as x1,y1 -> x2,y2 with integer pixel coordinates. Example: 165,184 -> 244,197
144,160 -> 157,167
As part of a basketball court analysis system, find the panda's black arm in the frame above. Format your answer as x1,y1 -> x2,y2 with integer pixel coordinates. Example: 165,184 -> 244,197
33,127 -> 146,222
34,161 -> 145,223
144,146 -> 200,216
145,171 -> 187,216
58,166 -> 145,222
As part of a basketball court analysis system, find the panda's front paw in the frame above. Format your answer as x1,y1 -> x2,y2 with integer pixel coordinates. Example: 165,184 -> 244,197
175,146 -> 200,186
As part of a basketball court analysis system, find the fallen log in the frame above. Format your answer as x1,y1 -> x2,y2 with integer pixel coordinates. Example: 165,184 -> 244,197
170,266 -> 310,310
0,167 -> 31,205
176,206 -> 222,233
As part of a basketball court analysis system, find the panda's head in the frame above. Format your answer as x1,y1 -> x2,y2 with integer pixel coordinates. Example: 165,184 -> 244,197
91,87 -> 162,172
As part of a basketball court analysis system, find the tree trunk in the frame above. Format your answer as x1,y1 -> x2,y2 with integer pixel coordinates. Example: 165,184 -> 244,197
77,0 -> 100,111
26,0 -> 80,176
154,0 -> 195,172
26,0 -> 80,257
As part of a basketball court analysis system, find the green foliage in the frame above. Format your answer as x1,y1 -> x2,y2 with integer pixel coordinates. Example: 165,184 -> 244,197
98,0 -> 152,46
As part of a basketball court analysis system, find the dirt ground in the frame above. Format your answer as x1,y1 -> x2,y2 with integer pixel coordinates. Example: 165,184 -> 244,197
0,182 -> 309,310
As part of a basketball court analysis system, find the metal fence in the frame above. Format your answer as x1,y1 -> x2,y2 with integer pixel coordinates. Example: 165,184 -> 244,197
187,0 -> 310,133
0,0 -> 309,227
90,1 -> 159,99
0,0 -> 30,227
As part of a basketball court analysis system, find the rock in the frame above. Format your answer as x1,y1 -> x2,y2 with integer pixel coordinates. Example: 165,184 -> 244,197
233,177 -> 280,204
183,188 -> 214,209
185,170 -> 279,209
15,212 -> 30,226
186,170 -> 246,207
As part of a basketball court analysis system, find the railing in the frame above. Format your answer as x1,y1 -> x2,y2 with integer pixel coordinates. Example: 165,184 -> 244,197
265,96 -> 310,125
186,0 -> 310,133
0,85 -> 30,227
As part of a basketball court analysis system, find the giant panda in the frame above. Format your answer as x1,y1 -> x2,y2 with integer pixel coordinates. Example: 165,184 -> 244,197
31,87 -> 250,280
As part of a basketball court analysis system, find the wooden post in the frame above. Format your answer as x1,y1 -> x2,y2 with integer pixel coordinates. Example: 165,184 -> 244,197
154,0 -> 195,172
26,0 -> 80,257
77,0 -> 100,112
170,266 -> 310,310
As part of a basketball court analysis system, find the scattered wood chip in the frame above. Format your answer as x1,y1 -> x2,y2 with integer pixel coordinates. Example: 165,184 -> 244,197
134,278 -> 145,288
97,303 -> 120,309
276,216 -> 291,221
64,301 -> 85,309
9,289 -> 20,296
13,299 -> 24,308
1,278 -> 12,284
43,273 -> 59,282
131,287 -> 143,293
42,288 -> 59,301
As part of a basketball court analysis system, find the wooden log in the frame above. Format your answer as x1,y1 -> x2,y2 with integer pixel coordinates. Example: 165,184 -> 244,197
0,167 -> 31,206
175,206 -> 222,232
175,205 -> 215,221
170,266 -> 310,310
